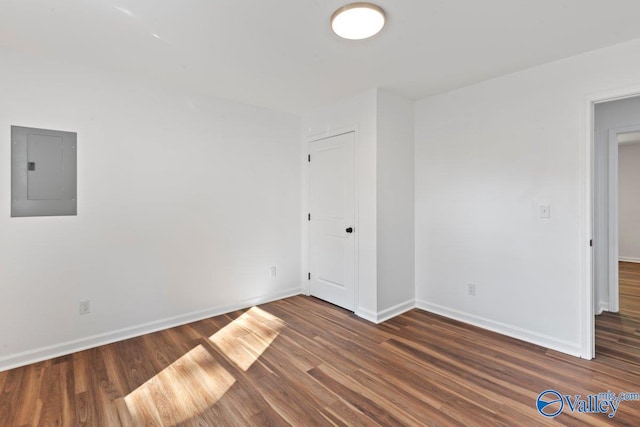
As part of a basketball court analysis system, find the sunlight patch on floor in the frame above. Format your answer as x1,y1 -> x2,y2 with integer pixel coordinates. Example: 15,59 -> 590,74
123,306 -> 284,424
209,306 -> 285,371
124,344 -> 236,425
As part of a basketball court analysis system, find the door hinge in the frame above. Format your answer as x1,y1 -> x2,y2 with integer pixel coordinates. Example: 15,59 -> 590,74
308,154 -> 311,162
308,213 -> 311,221
590,239 -> 593,247
308,272 -> 311,280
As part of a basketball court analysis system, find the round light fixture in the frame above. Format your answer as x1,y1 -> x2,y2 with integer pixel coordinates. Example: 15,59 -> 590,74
331,3 -> 386,40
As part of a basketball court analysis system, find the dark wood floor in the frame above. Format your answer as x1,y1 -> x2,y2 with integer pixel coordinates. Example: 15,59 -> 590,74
595,261 -> 640,375
1,265 -> 639,426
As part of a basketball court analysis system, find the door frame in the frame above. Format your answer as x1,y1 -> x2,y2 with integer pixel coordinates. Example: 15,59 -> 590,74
302,126 -> 359,310
607,124 -> 640,313
583,86 -> 640,359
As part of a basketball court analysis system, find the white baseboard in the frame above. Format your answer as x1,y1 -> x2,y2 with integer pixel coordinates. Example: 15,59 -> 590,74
0,287 -> 303,373
415,299 -> 582,358
596,301 -> 610,315
356,299 -> 415,324
376,300 -> 415,323
619,256 -> 640,263
355,307 -> 378,323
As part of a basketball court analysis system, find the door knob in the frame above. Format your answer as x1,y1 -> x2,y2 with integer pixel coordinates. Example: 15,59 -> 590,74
345,227 -> 353,233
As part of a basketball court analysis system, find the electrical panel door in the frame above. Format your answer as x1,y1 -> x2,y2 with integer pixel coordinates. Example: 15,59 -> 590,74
11,126 -> 77,217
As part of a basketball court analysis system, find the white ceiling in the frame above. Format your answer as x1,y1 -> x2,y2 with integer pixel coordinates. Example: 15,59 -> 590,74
2,0 -> 640,114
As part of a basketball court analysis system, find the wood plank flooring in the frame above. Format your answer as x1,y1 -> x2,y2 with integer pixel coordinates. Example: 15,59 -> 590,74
1,267 -> 639,426
595,261 -> 640,374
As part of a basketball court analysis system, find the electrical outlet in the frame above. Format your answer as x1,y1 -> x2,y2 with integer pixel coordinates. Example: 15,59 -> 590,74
270,267 -> 277,278
467,284 -> 476,296
79,299 -> 90,315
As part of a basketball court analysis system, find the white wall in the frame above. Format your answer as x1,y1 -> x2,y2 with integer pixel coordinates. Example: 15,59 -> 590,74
415,38 -> 640,357
376,90 -> 415,315
0,48 -> 302,371
301,90 -> 378,317
619,143 -> 640,262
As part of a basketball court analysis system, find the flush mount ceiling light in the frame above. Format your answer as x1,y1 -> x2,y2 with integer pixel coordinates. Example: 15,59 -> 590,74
331,3 -> 386,40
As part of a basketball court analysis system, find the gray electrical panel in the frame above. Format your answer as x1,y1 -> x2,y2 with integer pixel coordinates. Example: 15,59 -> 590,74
11,126 -> 77,217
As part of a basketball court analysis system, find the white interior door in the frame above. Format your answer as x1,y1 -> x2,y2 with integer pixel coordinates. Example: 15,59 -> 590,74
309,132 -> 355,311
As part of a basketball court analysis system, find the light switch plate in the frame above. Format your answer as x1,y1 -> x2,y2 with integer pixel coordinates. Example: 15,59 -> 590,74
540,204 -> 551,219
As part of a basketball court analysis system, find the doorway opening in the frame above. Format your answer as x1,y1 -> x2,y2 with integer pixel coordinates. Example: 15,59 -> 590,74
592,95 -> 640,365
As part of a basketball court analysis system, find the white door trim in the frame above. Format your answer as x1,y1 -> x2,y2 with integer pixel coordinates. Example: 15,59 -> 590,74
608,128 -> 620,314
303,126 -> 359,310
583,86 -> 640,360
